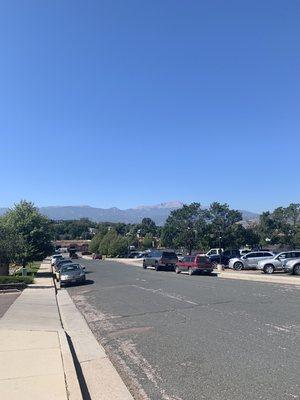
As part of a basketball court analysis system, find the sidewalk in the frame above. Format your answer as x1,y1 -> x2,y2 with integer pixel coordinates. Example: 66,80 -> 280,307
0,262 -> 81,400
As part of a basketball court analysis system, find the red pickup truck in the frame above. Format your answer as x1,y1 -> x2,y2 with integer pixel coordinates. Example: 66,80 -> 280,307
175,254 -> 213,275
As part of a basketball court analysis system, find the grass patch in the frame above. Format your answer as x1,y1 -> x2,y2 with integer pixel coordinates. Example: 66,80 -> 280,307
0,276 -> 34,284
13,261 -> 41,277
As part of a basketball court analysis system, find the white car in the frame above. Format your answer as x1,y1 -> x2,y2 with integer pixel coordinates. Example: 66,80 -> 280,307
283,258 -> 300,275
206,248 -> 224,257
228,251 -> 274,270
256,251 -> 300,274
51,254 -> 63,266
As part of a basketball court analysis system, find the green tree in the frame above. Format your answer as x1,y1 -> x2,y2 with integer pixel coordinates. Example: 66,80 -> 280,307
160,225 -> 178,248
99,229 -> 118,255
0,223 -> 22,275
143,234 -> 154,249
109,236 -> 128,257
207,202 -> 242,248
138,218 -> 157,236
2,201 -> 54,267
164,203 -> 208,254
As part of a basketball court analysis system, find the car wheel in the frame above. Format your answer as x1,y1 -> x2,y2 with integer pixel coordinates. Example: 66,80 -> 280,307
188,267 -> 193,276
263,264 -> 274,274
293,264 -> 300,275
175,266 -> 181,274
233,262 -> 243,271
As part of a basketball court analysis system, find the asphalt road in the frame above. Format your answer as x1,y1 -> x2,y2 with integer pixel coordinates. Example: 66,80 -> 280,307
67,259 -> 300,400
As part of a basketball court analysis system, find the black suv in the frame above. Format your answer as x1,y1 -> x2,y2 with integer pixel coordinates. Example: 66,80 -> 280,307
209,249 -> 241,268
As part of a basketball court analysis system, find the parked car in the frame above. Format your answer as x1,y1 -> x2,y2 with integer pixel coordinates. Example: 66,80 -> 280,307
176,252 -> 184,261
283,258 -> 300,275
209,249 -> 241,268
175,254 -> 213,275
51,254 -> 63,266
206,248 -> 224,257
256,251 -> 300,274
128,252 -> 140,258
69,252 -> 79,259
143,250 -> 178,271
53,259 -> 73,280
93,253 -> 102,260
59,264 -> 86,287
228,251 -> 274,270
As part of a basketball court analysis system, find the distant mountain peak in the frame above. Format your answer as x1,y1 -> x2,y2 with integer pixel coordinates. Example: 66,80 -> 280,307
0,202 -> 259,225
134,201 -> 184,210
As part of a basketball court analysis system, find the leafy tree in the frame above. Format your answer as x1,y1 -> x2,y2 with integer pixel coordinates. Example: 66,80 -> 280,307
99,229 -> 118,255
138,218 -> 157,236
89,232 -> 104,253
0,223 -> 21,275
207,202 -> 242,248
2,201 -> 53,267
109,236 -> 128,257
160,225 -> 178,248
143,234 -> 154,249
164,203 -> 208,254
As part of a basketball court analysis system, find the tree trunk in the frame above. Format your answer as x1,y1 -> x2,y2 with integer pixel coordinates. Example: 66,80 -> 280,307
0,262 -> 9,276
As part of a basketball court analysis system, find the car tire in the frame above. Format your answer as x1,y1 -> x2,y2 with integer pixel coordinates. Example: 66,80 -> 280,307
263,264 -> 274,274
175,266 -> 181,274
233,262 -> 243,271
188,267 -> 193,276
293,264 -> 300,275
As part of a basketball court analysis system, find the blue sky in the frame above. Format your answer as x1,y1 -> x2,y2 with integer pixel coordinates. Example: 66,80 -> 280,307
1,1 -> 299,213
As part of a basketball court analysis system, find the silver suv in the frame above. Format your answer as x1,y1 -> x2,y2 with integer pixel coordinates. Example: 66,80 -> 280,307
283,258 -> 300,275
228,251 -> 274,270
143,250 -> 178,271
256,251 -> 300,274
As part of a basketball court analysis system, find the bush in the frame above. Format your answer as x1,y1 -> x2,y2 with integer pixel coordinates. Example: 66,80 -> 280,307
109,236 -> 128,257
0,276 -> 34,284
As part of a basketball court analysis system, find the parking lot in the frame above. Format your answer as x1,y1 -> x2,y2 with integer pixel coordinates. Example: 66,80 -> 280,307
66,258 -> 300,400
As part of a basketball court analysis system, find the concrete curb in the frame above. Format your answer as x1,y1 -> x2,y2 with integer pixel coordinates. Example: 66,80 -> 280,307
57,290 -> 134,400
220,272 -> 300,286
58,329 -> 83,400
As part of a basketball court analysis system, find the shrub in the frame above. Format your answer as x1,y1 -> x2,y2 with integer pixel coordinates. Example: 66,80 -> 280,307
0,276 -> 34,284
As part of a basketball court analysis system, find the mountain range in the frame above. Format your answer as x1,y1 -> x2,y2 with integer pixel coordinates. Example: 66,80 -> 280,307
0,201 -> 259,225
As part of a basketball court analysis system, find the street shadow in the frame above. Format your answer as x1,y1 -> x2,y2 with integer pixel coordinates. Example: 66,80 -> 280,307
84,279 -> 94,285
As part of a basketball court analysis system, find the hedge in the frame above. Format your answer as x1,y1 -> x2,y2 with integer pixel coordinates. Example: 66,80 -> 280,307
0,276 -> 34,284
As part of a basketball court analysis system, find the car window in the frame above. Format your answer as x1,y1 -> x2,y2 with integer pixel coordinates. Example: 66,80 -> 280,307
183,256 -> 190,262
61,265 -> 81,272
197,256 -> 209,263
246,253 -> 258,258
162,252 -> 177,259
263,252 -> 273,257
294,252 -> 300,258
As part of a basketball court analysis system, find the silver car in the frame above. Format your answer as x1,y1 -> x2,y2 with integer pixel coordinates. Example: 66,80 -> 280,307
283,258 -> 300,275
256,251 -> 300,274
59,263 -> 86,286
228,251 -> 274,270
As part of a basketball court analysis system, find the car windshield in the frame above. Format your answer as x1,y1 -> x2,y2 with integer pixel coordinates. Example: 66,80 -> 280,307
61,265 -> 81,273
